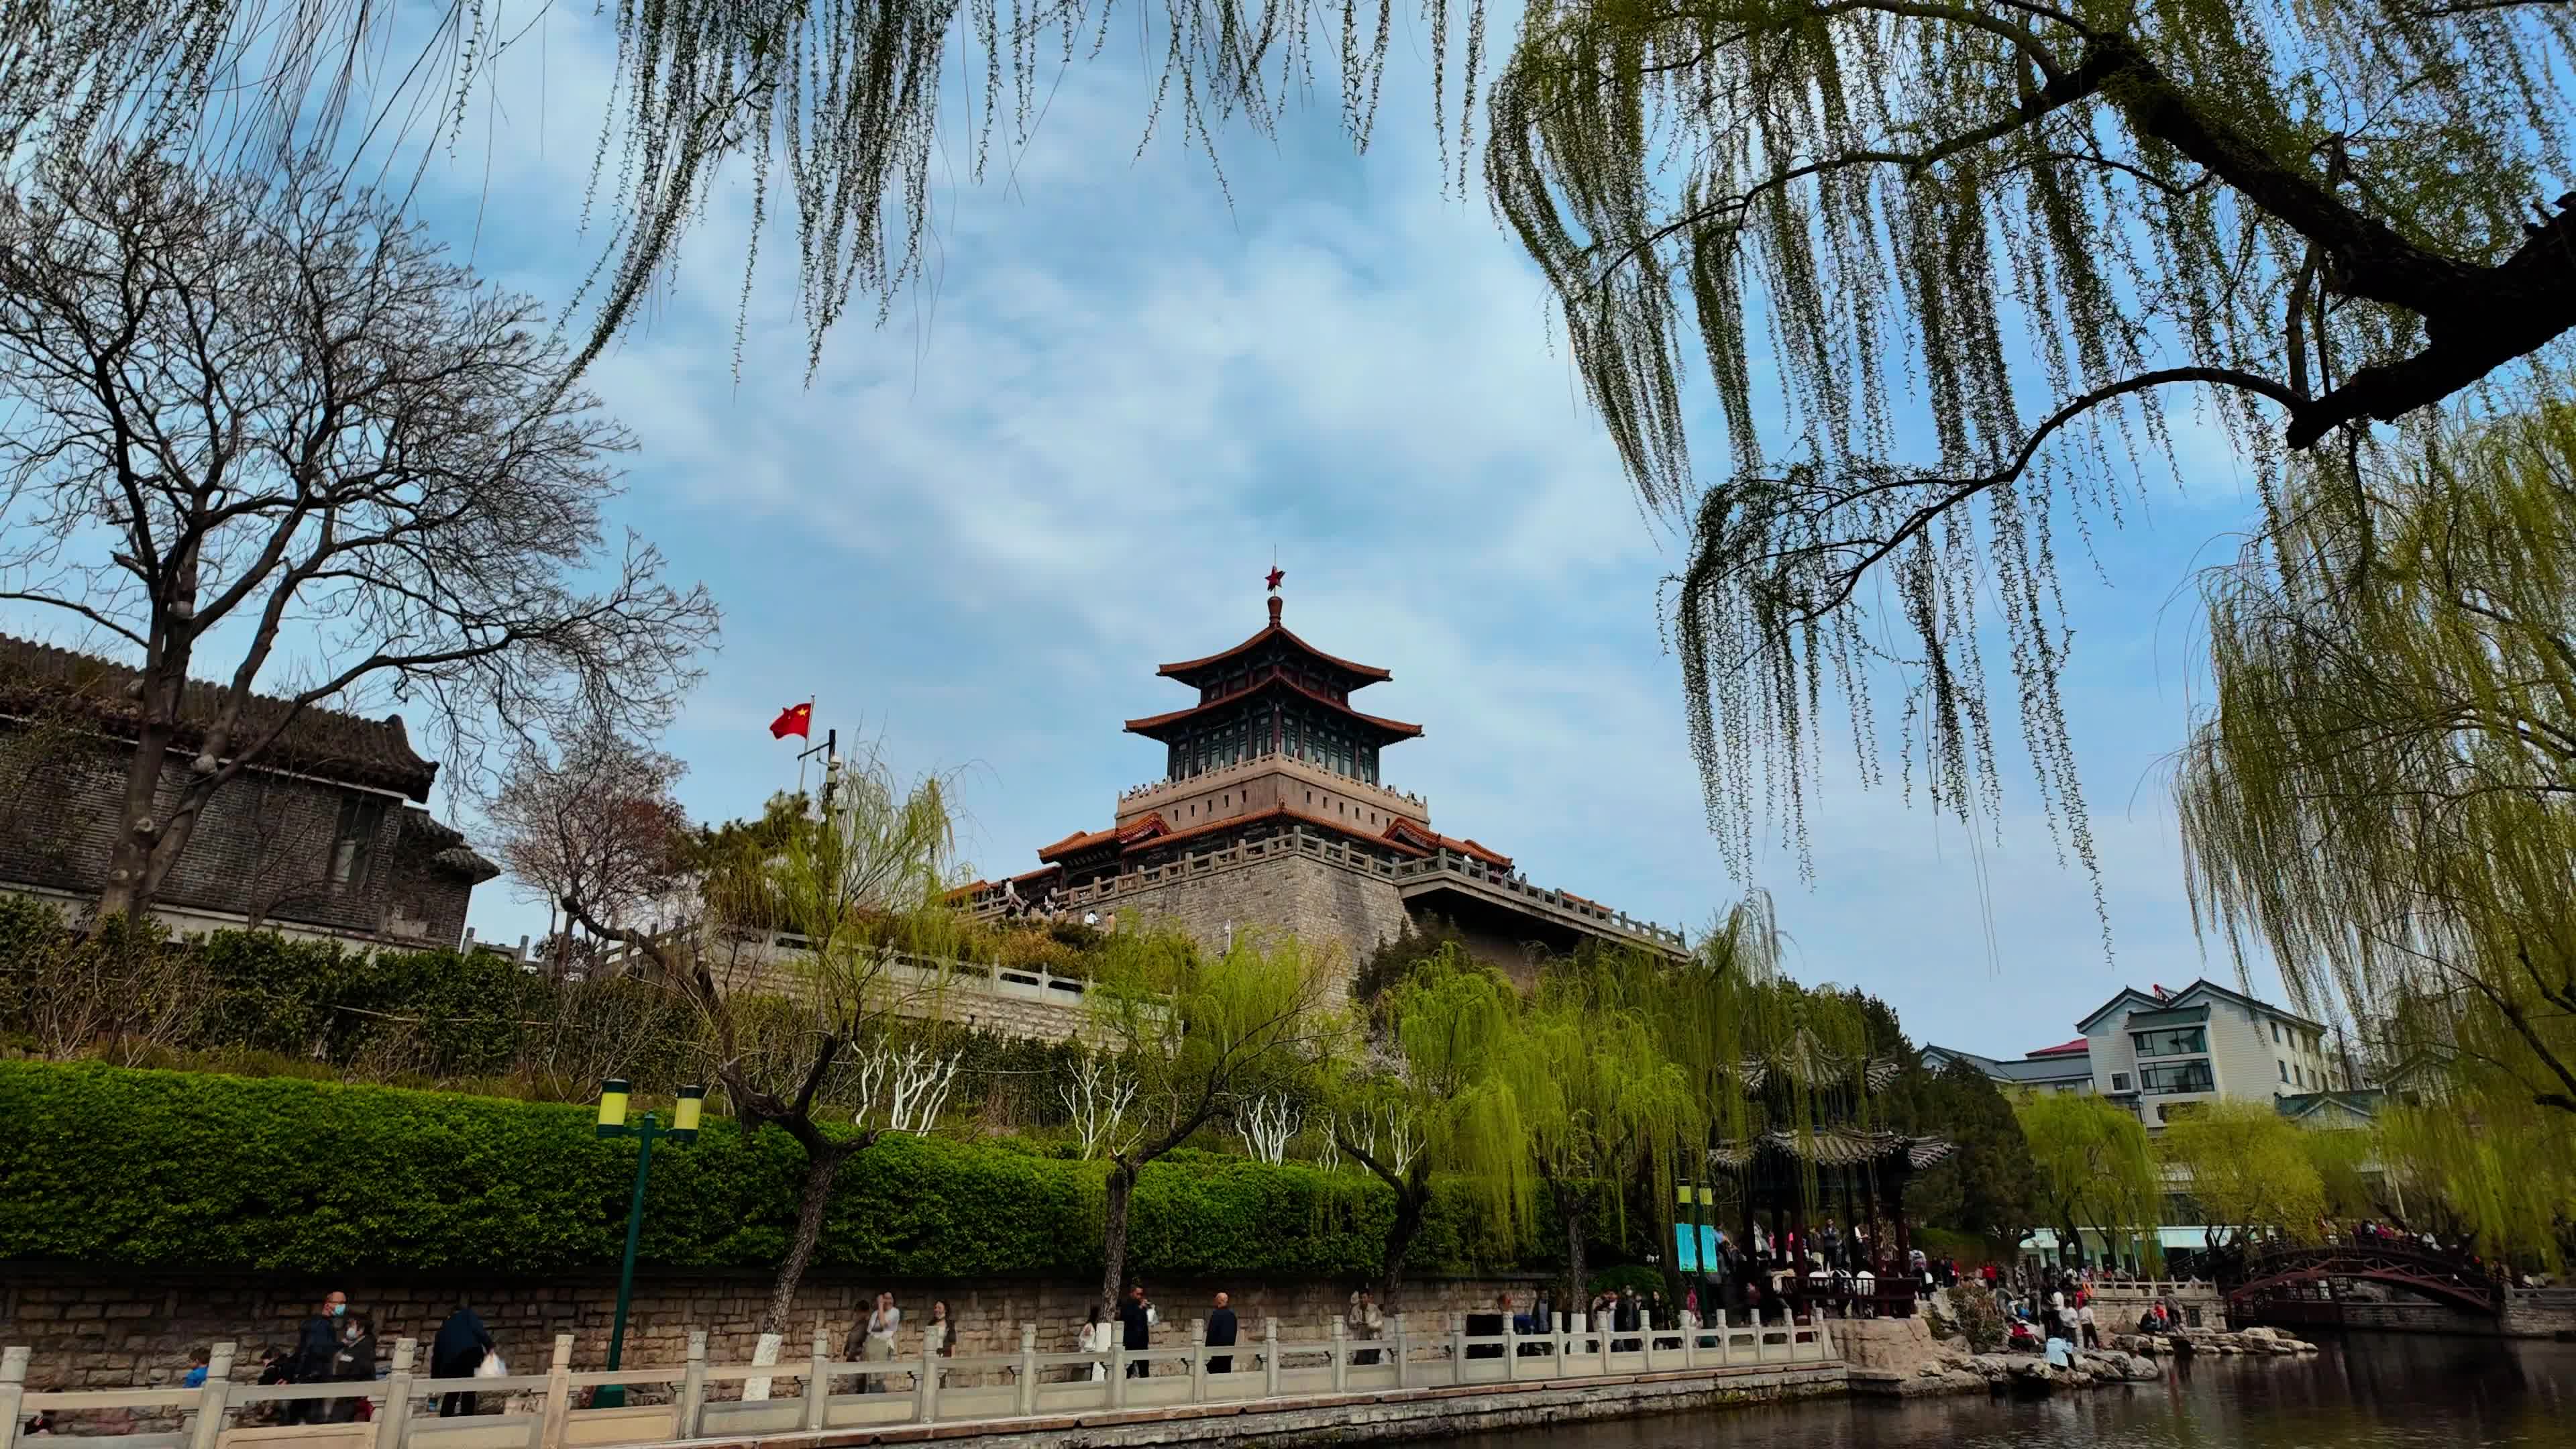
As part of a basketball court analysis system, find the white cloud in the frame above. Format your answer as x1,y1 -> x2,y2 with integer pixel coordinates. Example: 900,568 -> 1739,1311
388,12 -> 2285,1054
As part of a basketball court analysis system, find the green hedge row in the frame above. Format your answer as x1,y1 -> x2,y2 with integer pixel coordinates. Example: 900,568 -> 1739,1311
0,1061 -> 1574,1279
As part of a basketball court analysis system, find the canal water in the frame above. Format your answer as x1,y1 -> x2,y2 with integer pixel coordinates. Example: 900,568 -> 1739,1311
1450,1335 -> 2576,1448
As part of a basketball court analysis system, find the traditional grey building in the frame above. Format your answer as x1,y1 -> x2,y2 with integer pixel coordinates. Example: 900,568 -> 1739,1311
0,636 -> 498,949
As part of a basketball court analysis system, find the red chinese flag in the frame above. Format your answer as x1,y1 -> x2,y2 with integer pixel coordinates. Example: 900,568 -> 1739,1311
769,702 -> 812,739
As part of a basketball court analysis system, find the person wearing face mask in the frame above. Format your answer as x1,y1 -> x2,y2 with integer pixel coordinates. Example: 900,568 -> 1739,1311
327,1316 -> 378,1423
287,1292 -> 348,1424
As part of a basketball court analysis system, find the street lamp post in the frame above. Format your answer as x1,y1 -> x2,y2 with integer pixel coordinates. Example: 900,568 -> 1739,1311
592,1078 -> 702,1407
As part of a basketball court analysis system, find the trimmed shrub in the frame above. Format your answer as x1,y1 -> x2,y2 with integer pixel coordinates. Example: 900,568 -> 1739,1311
0,1061 -> 1615,1279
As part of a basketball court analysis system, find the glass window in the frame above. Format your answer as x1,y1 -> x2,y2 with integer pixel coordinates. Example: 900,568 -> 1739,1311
2110,1073 -> 2131,1091
331,794 -> 386,886
2277,1061 -> 2290,1083
2131,1026 -> 2207,1058
2271,1022 -> 2283,1044
2139,1061 -> 2214,1094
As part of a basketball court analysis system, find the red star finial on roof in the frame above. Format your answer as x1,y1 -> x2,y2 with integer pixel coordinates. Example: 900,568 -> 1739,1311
1265,565 -> 1285,592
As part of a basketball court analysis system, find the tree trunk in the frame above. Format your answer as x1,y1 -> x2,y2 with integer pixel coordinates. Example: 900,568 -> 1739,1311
759,1139 -> 857,1338
1101,1161 -> 1140,1314
1376,1176 -> 1431,1309
95,720 -> 181,922
1552,1180 -> 1589,1311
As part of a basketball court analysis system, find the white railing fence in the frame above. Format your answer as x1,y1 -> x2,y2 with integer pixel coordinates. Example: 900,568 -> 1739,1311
1,1311 -> 1837,1449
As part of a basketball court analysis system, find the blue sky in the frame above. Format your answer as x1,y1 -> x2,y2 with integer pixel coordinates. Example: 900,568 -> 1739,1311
135,13 -> 2307,1055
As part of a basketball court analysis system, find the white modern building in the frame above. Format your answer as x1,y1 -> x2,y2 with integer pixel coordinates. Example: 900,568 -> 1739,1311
1925,977 -> 2374,1270
1925,977 -> 2357,1126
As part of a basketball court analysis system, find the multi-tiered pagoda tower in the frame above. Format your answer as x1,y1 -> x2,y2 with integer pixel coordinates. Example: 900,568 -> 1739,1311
967,586 -> 1684,987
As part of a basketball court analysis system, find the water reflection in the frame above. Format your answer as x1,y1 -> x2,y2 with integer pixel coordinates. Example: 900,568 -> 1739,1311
1450,1336 -> 2576,1448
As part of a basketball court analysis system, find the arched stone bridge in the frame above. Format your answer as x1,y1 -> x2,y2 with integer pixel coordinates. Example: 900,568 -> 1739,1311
2229,1242 -> 2505,1320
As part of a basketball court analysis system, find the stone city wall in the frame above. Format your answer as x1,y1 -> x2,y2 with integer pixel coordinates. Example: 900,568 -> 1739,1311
1111,852 -> 1412,999
0,1262 -> 1561,1393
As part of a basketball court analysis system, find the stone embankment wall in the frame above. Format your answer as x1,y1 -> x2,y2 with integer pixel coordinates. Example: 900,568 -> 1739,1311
688,1364 -> 1851,1449
0,1263 -> 1556,1392
2332,1288 -> 2576,1339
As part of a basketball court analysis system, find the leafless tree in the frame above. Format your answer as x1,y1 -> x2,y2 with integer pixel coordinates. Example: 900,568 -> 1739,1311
1234,1093 -> 1300,1165
1060,1055 -> 1142,1161
0,150 -> 718,923
489,730 -> 690,973
236,767 -> 347,931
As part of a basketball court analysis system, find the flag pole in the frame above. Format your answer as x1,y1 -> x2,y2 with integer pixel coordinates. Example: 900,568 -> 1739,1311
792,694 -> 817,802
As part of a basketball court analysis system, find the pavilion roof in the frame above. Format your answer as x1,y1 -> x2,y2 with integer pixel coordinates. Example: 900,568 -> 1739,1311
1155,598 -> 1393,691
1707,1130 -> 1957,1171
1036,812 -> 1174,863
1384,816 -> 1511,869
1718,1029 -> 1907,1092
1123,672 -> 1424,743
1023,803 -> 1518,872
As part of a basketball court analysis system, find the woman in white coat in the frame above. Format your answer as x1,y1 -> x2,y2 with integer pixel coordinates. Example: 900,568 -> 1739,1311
1079,1305 -> 1114,1383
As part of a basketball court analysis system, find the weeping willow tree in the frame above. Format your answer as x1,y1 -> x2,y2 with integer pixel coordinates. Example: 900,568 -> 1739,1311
1084,928 -> 1348,1313
1328,945 -> 1532,1306
568,743 -> 969,1343
2381,1096 -> 2576,1267
2155,1099 -> 2326,1250
4,0 -> 1490,380
1647,901 -> 1892,1238
35,6 -> 2573,888
2176,397 -> 2576,1256
1510,951 -> 1703,1305
1489,0 -> 2576,885
2013,1089 -> 2160,1267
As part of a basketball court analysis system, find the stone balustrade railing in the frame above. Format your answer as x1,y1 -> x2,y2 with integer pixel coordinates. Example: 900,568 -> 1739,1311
969,827 -> 1686,955
0,1311 -> 1837,1449
1391,849 -> 1688,951
592,932 -> 1097,1012
1115,749 -> 1430,812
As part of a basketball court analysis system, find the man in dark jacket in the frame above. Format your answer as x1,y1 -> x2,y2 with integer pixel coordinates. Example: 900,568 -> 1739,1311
1204,1293 -> 1237,1375
1118,1286 -> 1154,1378
431,1306 -> 496,1417
287,1292 -> 347,1424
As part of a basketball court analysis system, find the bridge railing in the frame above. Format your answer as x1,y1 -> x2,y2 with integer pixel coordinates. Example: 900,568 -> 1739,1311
0,1311 -> 1838,1449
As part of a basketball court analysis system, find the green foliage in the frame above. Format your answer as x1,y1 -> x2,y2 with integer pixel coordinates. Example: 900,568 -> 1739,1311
1903,1064 -> 2043,1246
2013,1089 -> 2161,1267
1497,0 -> 2576,902
1352,916 -> 1476,1008
2178,397 -> 2576,1263
2156,1099 -> 2326,1248
1942,1281 -> 2008,1354
0,1060 -> 1613,1278
1584,1265 -> 1664,1301
0,895 -> 1097,1124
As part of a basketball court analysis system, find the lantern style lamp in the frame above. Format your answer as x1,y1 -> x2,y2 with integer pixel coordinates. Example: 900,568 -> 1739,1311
590,1078 -> 706,1403
595,1079 -> 632,1137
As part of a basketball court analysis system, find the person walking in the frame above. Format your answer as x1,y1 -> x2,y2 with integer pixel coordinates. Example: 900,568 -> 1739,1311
287,1291 -> 347,1424
1118,1286 -> 1155,1379
2078,1301 -> 2100,1350
1205,1293 -> 1238,1375
1077,1305 -> 1114,1383
327,1317 -> 377,1423
431,1306 -> 494,1418
924,1301 -> 955,1358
